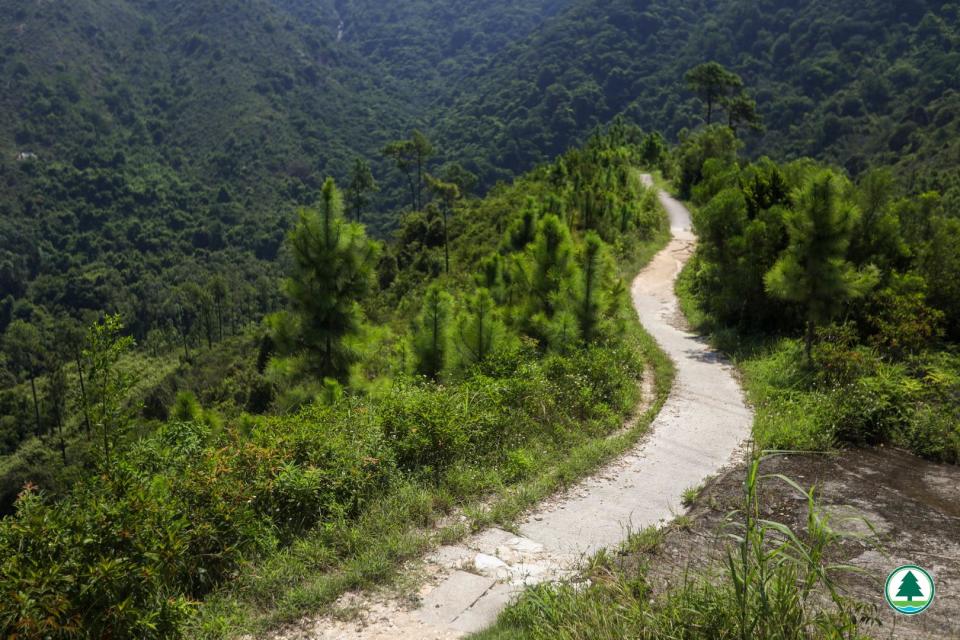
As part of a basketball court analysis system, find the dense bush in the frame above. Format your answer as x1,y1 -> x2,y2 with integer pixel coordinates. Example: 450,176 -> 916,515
0,484 -> 195,639
742,336 -> 960,464
677,125 -> 960,462
0,337 -> 643,638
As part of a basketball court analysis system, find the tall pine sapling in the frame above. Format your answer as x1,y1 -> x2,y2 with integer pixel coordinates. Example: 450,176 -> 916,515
347,158 -> 378,223
272,177 -> 379,382
412,284 -> 453,380
477,253 -> 508,304
521,214 -> 579,346
546,310 -> 579,354
502,199 -> 539,253
455,288 -> 503,369
765,171 -> 878,364
640,132 -> 667,169
575,232 -> 617,344
528,214 -> 577,319
426,174 -> 460,273
383,139 -> 417,210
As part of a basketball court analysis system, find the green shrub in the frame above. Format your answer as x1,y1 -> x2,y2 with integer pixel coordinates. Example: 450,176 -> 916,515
378,383 -> 472,478
0,483 -> 195,639
904,406 -> 960,464
250,402 -> 394,536
830,364 -> 917,445
504,448 -> 535,481
812,323 -> 879,388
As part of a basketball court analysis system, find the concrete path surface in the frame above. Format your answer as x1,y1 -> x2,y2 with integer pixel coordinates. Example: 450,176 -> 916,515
276,177 -> 753,640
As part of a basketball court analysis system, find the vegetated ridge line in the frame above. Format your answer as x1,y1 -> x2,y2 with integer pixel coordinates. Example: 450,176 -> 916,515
290,176 -> 754,640
515,175 -> 753,555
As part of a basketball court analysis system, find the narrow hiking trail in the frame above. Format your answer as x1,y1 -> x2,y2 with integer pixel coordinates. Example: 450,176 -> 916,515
278,179 -> 753,640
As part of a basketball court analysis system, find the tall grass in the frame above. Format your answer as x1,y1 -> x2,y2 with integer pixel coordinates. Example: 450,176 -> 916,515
721,455 -> 876,640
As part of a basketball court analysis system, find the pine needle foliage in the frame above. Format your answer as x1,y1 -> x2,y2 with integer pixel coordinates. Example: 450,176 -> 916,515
765,171 -> 878,362
454,288 -> 505,369
412,284 -> 453,380
524,214 -> 578,343
575,231 -> 618,344
271,178 -> 380,382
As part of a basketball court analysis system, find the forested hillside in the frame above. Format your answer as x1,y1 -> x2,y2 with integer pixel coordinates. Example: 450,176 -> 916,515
3,1 -> 960,635
0,126 -> 671,638
0,0 -> 402,350
437,0 -> 960,205
276,0 -> 568,104
0,0 -> 568,417
4,0 -> 958,367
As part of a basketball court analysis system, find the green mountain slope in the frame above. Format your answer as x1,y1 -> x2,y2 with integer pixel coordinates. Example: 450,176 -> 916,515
0,0 -> 411,338
274,0 -> 568,104
0,0 -> 570,340
3,0 -> 960,441
436,0 -> 960,204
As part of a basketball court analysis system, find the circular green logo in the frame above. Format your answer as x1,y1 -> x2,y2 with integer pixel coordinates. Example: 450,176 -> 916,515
885,565 -> 935,615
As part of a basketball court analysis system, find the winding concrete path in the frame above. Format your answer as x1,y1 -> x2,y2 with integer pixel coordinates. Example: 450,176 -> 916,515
283,178 -> 753,640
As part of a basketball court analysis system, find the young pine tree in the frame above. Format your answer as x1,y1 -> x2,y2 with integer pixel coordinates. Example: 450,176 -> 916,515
272,178 -> 379,382
383,139 -> 417,211
425,174 -> 460,273
476,253 -> 507,304
765,171 -> 878,364
575,232 -> 618,344
640,132 -> 667,169
346,158 -> 378,223
501,199 -> 539,253
455,288 -> 504,369
523,215 -> 579,346
545,310 -> 580,354
528,214 -> 578,318
412,284 -> 453,380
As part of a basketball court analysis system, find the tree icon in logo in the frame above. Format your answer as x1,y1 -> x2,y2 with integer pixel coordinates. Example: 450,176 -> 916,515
885,565 -> 934,615
896,571 -> 923,602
